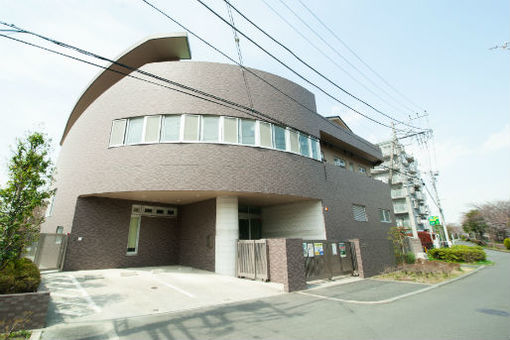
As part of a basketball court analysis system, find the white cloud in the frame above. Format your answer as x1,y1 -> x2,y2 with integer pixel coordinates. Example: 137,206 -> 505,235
482,124 -> 510,151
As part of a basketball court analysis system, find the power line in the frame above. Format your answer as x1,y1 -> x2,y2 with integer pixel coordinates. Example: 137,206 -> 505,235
200,0 -> 427,132
138,0 -> 407,150
296,0 -> 426,113
259,0 -> 413,119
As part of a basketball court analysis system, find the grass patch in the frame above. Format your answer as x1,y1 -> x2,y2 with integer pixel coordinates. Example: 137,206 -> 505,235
375,260 -> 476,284
0,329 -> 31,339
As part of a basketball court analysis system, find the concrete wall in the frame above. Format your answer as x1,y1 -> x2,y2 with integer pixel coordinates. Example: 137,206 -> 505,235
178,199 -> 216,272
261,201 -> 326,239
64,197 -> 179,271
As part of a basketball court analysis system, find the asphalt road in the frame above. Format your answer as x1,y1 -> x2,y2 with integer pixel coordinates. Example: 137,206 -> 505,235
41,250 -> 510,340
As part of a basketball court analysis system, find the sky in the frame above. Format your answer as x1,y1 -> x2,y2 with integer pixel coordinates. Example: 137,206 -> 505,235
1,0 -> 509,224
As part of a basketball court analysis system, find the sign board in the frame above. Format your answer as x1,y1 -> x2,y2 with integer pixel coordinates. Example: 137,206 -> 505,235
314,243 -> 324,256
331,243 -> 338,255
307,243 -> 315,257
338,243 -> 347,258
428,216 -> 440,226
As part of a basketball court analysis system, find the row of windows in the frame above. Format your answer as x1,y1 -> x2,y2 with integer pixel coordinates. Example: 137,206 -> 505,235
333,157 -> 367,175
352,204 -> 392,223
110,114 -> 322,161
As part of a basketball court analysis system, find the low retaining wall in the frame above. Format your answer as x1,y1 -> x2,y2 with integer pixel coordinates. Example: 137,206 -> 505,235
0,291 -> 50,330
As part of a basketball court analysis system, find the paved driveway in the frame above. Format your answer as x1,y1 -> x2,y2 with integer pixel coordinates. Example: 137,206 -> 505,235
42,266 -> 284,326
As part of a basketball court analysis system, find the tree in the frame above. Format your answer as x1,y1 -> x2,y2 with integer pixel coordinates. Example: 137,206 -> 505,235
462,209 -> 488,240
473,201 -> 510,242
0,132 -> 54,269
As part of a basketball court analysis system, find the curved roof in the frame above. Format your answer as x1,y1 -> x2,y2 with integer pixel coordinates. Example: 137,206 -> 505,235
60,33 -> 191,145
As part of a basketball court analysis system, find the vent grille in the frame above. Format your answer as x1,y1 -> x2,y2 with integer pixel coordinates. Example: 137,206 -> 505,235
352,204 -> 368,222
132,205 -> 177,218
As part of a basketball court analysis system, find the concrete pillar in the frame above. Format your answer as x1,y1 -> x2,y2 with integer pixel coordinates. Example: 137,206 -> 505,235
215,196 -> 239,276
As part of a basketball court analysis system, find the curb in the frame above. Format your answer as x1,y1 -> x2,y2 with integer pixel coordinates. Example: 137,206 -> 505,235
296,265 -> 485,305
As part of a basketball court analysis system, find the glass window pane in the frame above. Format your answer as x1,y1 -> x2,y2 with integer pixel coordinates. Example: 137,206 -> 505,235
273,125 -> 286,150
223,117 -> 238,143
125,117 -> 144,144
161,115 -> 181,142
299,134 -> 310,157
201,116 -> 219,142
311,139 -> 320,160
183,115 -> 199,141
289,130 -> 299,153
259,122 -> 272,148
110,119 -> 126,146
127,216 -> 140,253
144,116 -> 161,143
239,119 -> 255,145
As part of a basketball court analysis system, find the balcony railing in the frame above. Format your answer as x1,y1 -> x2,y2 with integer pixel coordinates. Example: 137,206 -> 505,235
391,189 -> 406,199
393,204 -> 408,214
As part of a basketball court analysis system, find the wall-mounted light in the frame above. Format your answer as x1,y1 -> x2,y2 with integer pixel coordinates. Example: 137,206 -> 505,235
324,206 -> 329,212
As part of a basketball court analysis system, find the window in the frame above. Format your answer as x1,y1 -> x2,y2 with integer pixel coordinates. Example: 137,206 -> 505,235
273,125 -> 286,150
223,117 -> 238,143
311,139 -> 321,160
127,215 -> 141,255
183,115 -> 200,141
299,134 -> 310,157
55,226 -> 64,244
352,204 -> 368,222
201,116 -> 219,142
110,119 -> 126,146
349,162 -> 354,172
45,192 -> 56,217
334,157 -> 346,168
144,115 -> 161,143
259,122 -> 273,148
239,119 -> 256,145
289,130 -> 299,153
359,166 -> 367,174
125,117 -> 144,144
161,115 -> 181,142
379,209 -> 391,223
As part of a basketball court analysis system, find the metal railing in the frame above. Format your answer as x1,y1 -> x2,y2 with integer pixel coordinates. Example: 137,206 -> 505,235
236,240 -> 268,281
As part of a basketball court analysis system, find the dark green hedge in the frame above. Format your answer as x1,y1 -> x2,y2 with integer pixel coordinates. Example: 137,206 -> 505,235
428,245 -> 486,263
0,258 -> 41,294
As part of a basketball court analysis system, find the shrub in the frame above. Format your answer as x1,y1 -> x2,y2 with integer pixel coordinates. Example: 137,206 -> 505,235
428,245 -> 486,263
404,251 -> 416,264
504,238 -> 510,250
0,258 -> 40,294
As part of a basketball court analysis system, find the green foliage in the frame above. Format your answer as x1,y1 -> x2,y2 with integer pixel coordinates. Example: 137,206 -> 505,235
428,245 -> 486,263
388,227 -> 407,264
504,238 -> 510,250
462,209 -> 488,240
0,132 -> 54,269
0,258 -> 40,294
404,251 -> 416,264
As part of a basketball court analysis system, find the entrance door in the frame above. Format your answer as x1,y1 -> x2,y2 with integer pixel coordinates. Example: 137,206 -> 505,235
239,218 -> 261,240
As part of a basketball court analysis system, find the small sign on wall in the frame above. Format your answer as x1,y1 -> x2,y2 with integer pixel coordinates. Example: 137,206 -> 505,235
338,243 -> 347,258
314,243 -> 324,256
307,243 -> 315,257
331,243 -> 338,255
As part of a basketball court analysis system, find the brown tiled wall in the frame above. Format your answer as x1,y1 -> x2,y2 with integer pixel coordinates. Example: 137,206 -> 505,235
267,238 -> 306,292
0,291 -> 50,330
64,197 -> 179,271
178,199 -> 216,272
348,239 -> 364,278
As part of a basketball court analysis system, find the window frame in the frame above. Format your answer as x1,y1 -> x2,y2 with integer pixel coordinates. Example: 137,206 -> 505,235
126,215 -> 141,256
222,116 -> 238,144
124,116 -> 145,145
200,115 -> 221,142
182,114 -> 201,142
109,119 -> 127,147
334,157 -> 346,168
143,115 -> 162,144
160,114 -> 182,143
352,204 -> 368,222
379,209 -> 391,223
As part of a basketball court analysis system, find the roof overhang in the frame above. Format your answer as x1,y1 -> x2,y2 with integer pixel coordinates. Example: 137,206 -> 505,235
325,115 -> 352,132
320,131 -> 382,165
60,33 -> 191,145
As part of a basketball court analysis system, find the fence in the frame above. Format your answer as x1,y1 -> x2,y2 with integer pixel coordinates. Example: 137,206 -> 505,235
236,239 -> 268,281
303,240 -> 356,281
24,233 -> 68,270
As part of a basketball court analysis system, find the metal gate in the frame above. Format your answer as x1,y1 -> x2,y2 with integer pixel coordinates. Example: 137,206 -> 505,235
24,233 -> 68,270
303,240 -> 357,281
236,239 -> 268,281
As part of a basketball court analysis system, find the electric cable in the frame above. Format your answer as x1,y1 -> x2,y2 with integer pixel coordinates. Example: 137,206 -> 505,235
296,0 -> 426,113
200,0 -> 427,131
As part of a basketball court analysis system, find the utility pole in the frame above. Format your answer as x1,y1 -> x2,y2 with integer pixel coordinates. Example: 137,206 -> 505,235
430,171 -> 451,246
